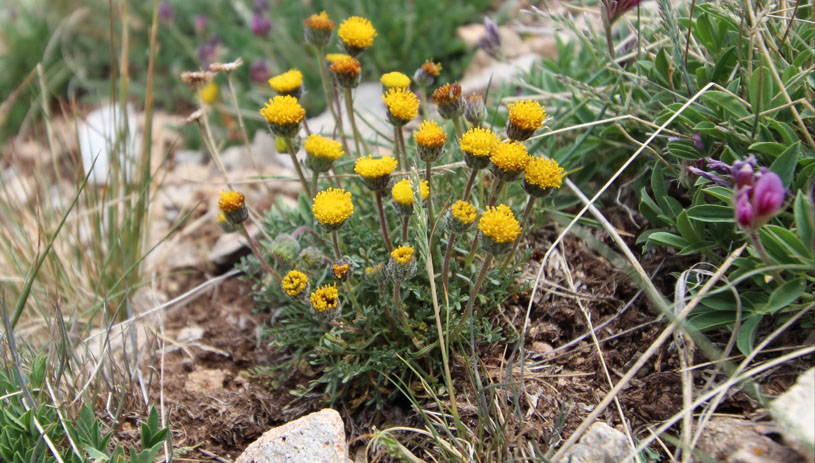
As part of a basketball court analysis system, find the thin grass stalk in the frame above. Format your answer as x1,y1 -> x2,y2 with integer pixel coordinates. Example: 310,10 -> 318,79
425,161 -> 434,237
225,71 -> 266,191
284,137 -> 312,197
452,254 -> 493,338
376,192 -> 393,252
440,232 -> 457,296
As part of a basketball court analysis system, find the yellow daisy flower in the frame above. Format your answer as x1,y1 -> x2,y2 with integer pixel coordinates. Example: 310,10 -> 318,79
490,140 -> 530,180
391,178 -> 415,206
420,180 -> 429,201
260,96 -> 305,138
391,245 -> 415,264
304,134 -> 344,172
268,69 -> 303,95
338,16 -> 377,53
460,127 -> 499,170
218,190 -> 248,225
451,200 -> 477,225
354,155 -> 398,191
380,71 -> 411,91
309,284 -> 339,313
312,188 -> 354,230
382,88 -> 419,126
524,157 -> 565,197
479,204 -> 522,246
304,11 -> 335,30
507,100 -> 546,141
281,270 -> 309,297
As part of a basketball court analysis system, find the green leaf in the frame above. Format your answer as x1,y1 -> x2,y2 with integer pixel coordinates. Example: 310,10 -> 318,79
794,191 -> 814,253
769,141 -> 800,187
748,141 -> 787,157
651,165 -> 671,216
647,232 -> 690,249
763,224 -> 813,260
760,279 -> 807,314
676,210 -> 702,242
701,91 -> 751,119
679,241 -> 716,255
687,204 -> 735,222
758,227 -> 799,264
737,315 -> 762,355
703,186 -> 734,204
748,66 -> 774,113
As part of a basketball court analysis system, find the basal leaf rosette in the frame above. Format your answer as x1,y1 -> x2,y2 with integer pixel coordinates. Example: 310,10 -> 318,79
478,204 -> 522,255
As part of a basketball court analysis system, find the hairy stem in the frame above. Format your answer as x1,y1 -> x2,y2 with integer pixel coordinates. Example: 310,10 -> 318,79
462,169 -> 478,201
240,224 -> 280,281
441,231 -> 457,295
452,254 -> 493,338
285,137 -> 312,198
376,192 -> 393,252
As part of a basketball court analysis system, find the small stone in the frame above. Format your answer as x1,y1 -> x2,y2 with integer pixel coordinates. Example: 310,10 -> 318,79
235,408 -> 347,463
177,325 -> 205,343
557,422 -> 634,463
531,341 -> 553,355
772,367 -> 815,462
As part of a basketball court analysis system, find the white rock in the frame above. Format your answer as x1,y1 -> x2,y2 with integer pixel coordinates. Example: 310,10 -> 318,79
557,422 -> 634,463
772,367 -> 815,462
78,103 -> 140,185
236,408 -> 347,463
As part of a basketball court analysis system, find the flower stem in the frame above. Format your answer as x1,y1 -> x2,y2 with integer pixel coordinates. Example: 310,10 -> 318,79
452,254 -> 493,338
331,230 -> 342,260
402,215 -> 409,243
499,196 -> 537,272
425,160 -> 434,236
310,168 -> 320,198
441,231 -> 457,295
393,125 -> 405,171
376,192 -> 393,252
315,47 -> 338,125
467,179 -> 505,258
603,13 -> 616,60
748,230 -> 786,284
393,280 -> 418,338
284,137 -> 312,198
332,82 -> 350,156
419,85 -> 431,121
397,129 -> 410,169
239,223 -> 281,281
343,87 -> 369,156
462,168 -> 478,201
452,115 -> 464,140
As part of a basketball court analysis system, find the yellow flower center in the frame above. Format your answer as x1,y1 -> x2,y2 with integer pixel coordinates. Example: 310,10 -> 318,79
312,188 -> 354,226
382,88 -> 419,121
490,140 -> 530,172
281,270 -> 308,297
218,190 -> 245,213
422,60 -> 442,77
354,155 -> 398,179
431,83 -> 461,105
380,72 -> 411,90
525,157 -> 565,189
391,178 -> 415,206
478,204 -> 521,243
304,134 -> 344,161
338,16 -> 377,48
391,245 -> 414,264
201,82 -> 218,104
304,11 -> 334,30
329,55 -> 361,77
413,120 -> 446,148
460,127 -> 499,157
333,263 -> 350,280
310,284 -> 339,312
420,180 -> 429,201
451,200 -> 477,225
259,95 -> 305,126
508,100 -> 546,131
268,69 -> 303,93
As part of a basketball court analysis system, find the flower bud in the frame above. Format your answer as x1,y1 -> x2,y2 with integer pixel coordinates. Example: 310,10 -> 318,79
251,13 -> 271,37
464,93 -> 487,126
270,234 -> 300,266
299,246 -> 324,269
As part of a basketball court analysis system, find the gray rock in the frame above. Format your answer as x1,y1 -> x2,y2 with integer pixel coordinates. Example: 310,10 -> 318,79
236,408 -> 347,463
557,422 -> 634,463
772,367 -> 815,463
696,417 -> 805,463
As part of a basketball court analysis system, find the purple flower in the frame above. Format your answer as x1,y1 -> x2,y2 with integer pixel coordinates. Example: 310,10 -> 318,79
733,163 -> 754,189
736,189 -> 755,228
254,0 -> 269,11
752,171 -> 785,219
692,133 -> 704,151
250,60 -> 269,84
602,0 -> 644,24
194,14 -> 208,34
251,13 -> 271,37
197,35 -> 220,66
705,158 -> 732,175
478,17 -> 503,60
687,166 -> 730,187
158,1 -> 174,22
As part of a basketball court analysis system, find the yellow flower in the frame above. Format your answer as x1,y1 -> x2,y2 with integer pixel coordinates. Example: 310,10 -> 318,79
508,100 -> 546,131
312,188 -> 354,228
525,157 -> 565,189
333,263 -> 350,280
338,16 -> 377,49
354,155 -> 398,179
451,200 -> 477,225
391,245 -> 415,264
268,69 -> 303,93
490,140 -> 530,173
391,178 -> 415,206
420,180 -> 429,201
325,53 -> 346,63
380,71 -> 411,90
304,134 -> 344,161
382,88 -> 419,124
413,120 -> 446,148
260,95 -> 305,126
309,284 -> 339,313
304,11 -> 334,30
200,82 -> 218,104
460,127 -> 499,157
329,55 -> 361,76
281,270 -> 309,297
218,190 -> 245,213
478,204 -> 521,244
422,60 -> 442,77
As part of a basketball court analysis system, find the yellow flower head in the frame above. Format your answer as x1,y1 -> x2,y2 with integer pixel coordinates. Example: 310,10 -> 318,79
391,245 -> 415,264
478,204 -> 521,244
451,200 -> 477,225
383,88 -> 419,123
260,95 -> 306,126
490,140 -> 530,173
329,54 -> 361,76
380,71 -> 411,90
338,16 -> 377,49
309,284 -> 339,313
508,100 -> 546,131
304,134 -> 344,161
325,53 -> 346,64
304,11 -> 335,30
281,270 -> 309,297
333,263 -> 350,280
312,188 -> 354,227
420,180 -> 429,201
201,82 -> 219,104
268,69 -> 303,93
422,60 -> 442,77
218,190 -> 245,213
391,178 -> 415,206
431,83 -> 462,105
460,127 -> 499,157
525,157 -> 564,189
354,155 -> 398,179
413,120 -> 446,148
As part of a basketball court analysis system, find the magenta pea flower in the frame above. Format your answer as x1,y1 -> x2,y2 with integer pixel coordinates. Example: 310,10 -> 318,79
251,13 -> 271,37
602,0 -> 644,24
735,189 -> 754,228
735,171 -> 786,230
158,1 -> 174,22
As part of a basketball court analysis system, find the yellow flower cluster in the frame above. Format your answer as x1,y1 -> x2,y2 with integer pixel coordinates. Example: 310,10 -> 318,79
281,270 -> 308,297
380,72 -> 411,90
312,188 -> 354,226
259,96 -> 305,126
218,190 -> 245,213
460,127 -> 499,157
508,100 -> 546,131
525,157 -> 565,189
338,16 -> 377,48
325,53 -> 346,64
310,284 -> 339,312
304,11 -> 334,30
333,263 -> 350,280
490,140 -> 530,172
304,134 -> 344,161
354,155 -> 398,179
391,245 -> 414,264
413,120 -> 446,148
391,178 -> 415,206
383,88 -> 419,122
268,69 -> 303,93
329,55 -> 361,76
478,204 -> 521,243
451,200 -> 477,225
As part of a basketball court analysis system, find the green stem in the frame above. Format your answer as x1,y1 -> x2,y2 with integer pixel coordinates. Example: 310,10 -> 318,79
332,82 -> 350,156
343,87 -> 369,156
402,215 -> 409,243
376,192 -> 393,252
499,196 -> 537,272
285,137 -> 312,198
394,125 -> 405,171
393,280 -> 418,338
603,13 -> 616,60
331,230 -> 342,260
452,254 -> 493,338
419,85 -> 431,121
749,230 -> 785,284
240,224 -> 281,281
332,230 -> 362,314
315,48 -> 338,124
397,128 -> 409,169
462,169 -> 478,201
452,115 -> 464,140
441,231 -> 457,295
311,168 -> 320,198
425,160 -> 434,238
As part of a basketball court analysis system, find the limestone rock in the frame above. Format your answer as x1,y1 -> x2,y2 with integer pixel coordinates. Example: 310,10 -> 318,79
696,417 -> 805,463
557,422 -> 634,463
772,367 -> 815,462
236,408 -> 347,463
